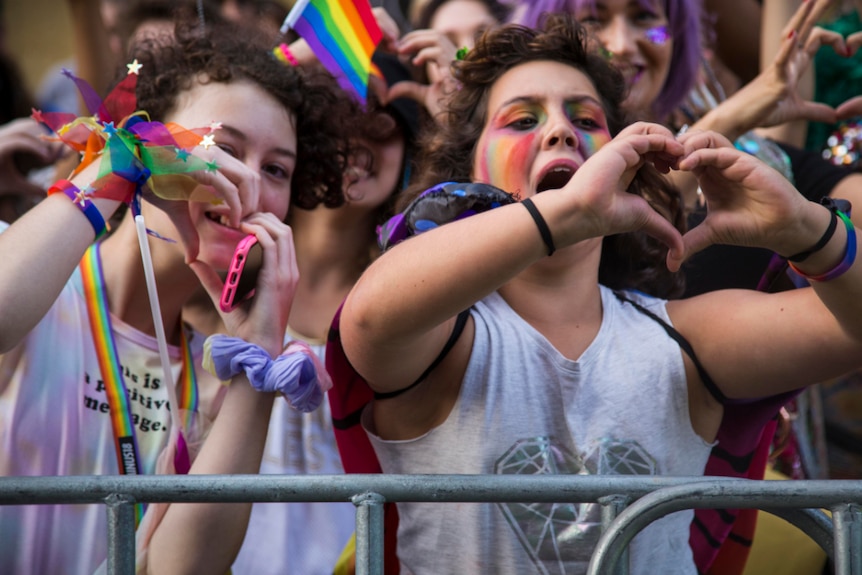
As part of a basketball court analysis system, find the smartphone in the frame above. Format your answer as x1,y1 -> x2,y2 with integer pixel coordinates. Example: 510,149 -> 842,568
219,235 -> 263,313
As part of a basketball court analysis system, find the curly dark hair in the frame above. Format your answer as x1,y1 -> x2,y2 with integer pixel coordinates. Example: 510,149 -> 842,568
128,14 -> 355,210
405,13 -> 685,297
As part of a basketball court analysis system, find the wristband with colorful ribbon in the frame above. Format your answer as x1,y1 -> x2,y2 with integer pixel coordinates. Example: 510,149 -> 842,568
31,60 -> 221,223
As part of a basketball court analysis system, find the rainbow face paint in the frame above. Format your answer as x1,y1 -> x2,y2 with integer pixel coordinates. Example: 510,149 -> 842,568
473,61 -> 613,196
475,98 -> 611,194
475,126 -> 538,195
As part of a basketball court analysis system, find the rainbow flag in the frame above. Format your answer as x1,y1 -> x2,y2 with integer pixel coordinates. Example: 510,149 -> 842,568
281,0 -> 382,102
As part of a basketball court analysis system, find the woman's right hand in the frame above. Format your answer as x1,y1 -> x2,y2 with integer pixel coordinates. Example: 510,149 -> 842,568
557,122 -> 686,264
0,118 -> 62,206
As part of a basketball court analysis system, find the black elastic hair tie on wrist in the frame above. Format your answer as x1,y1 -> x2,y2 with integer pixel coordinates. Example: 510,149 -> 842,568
788,197 -> 851,263
521,198 -> 556,256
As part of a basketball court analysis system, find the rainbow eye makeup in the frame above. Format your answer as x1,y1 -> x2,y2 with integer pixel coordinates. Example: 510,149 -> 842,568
563,101 -> 611,157
645,25 -> 669,45
474,91 -> 612,193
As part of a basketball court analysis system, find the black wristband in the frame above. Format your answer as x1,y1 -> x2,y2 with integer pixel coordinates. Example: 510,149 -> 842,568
521,198 -> 556,256
788,197 -> 852,263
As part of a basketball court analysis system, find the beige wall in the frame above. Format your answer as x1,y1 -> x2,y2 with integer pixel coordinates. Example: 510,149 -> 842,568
4,0 -> 74,98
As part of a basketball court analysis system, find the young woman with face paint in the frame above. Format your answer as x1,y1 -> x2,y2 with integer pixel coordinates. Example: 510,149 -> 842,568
332,14 -> 862,575
514,0 -> 699,124
514,1 -> 862,198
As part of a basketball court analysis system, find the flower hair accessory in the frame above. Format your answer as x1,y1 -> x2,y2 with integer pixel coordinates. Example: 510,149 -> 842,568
203,335 -> 332,413
31,61 -> 221,220
377,181 -> 515,250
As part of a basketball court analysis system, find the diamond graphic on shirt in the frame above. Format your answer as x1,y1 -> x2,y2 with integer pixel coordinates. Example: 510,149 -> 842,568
495,436 -> 655,575
585,437 -> 656,476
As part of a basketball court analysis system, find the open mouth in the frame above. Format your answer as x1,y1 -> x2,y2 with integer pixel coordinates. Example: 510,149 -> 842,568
536,165 -> 576,193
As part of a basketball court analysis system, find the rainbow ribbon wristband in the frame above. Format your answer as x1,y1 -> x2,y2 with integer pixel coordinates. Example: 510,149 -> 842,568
48,179 -> 107,239
789,209 -> 857,282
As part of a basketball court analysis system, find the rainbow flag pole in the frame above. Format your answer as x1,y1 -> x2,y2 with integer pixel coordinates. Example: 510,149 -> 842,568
280,0 -> 383,103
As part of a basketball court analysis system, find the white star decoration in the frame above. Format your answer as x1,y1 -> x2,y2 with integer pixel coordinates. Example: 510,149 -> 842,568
200,134 -> 216,150
126,59 -> 143,75
73,189 -> 89,207
208,121 -> 223,132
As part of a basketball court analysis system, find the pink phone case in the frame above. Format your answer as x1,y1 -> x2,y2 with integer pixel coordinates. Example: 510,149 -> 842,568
219,235 -> 261,313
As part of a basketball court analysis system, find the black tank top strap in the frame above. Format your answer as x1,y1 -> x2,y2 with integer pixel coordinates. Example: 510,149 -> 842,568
373,308 -> 471,400
613,291 -> 727,405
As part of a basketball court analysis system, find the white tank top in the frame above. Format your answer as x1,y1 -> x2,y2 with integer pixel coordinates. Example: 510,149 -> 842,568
367,286 -> 713,575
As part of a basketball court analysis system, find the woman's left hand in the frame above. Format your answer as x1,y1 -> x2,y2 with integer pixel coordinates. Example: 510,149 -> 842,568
834,30 -> 862,120
677,129 -> 824,260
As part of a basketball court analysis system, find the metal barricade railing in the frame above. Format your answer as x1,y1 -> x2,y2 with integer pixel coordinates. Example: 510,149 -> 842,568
1,474 -> 860,575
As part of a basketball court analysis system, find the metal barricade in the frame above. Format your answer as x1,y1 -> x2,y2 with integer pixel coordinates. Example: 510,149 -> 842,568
1,474 -> 860,574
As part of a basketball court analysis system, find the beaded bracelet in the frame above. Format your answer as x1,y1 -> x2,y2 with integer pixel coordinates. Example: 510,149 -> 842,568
522,198 -> 556,256
273,43 -> 299,67
48,179 -> 107,239
788,207 -> 857,282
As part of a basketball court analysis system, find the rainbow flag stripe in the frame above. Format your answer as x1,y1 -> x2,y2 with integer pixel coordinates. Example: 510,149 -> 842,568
81,245 -> 145,525
81,246 -> 140,461
282,0 -> 383,102
178,329 -> 198,427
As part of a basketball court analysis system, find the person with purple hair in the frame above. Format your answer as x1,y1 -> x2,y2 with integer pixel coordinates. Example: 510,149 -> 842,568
512,0 -> 701,124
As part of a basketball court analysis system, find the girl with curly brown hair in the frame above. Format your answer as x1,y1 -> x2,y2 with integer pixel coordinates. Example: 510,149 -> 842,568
0,16 -> 352,574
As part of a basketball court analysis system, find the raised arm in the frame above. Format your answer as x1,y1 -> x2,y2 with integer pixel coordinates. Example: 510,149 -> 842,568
692,0 -> 842,143
670,129 -> 862,399
146,211 -> 300,575
0,126 -> 262,352
0,158 -> 120,352
341,122 -> 686,394
756,0 -> 812,147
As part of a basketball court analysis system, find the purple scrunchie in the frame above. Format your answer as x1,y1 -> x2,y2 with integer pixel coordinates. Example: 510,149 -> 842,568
204,335 -> 328,413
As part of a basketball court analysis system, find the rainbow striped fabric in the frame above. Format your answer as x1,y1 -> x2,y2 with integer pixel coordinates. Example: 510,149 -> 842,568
281,0 -> 383,102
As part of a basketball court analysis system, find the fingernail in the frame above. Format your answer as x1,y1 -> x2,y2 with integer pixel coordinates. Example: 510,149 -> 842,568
788,29 -> 797,40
